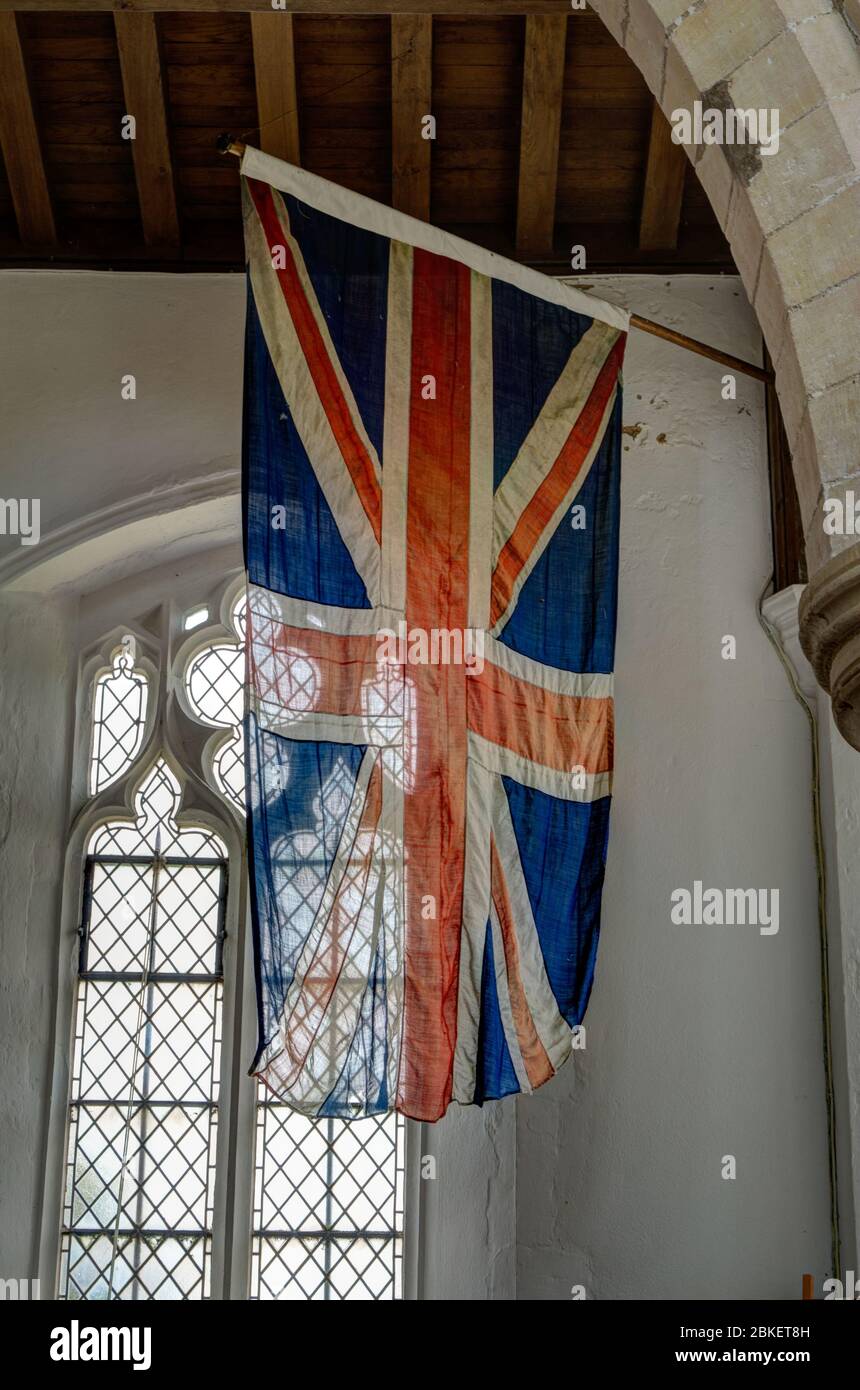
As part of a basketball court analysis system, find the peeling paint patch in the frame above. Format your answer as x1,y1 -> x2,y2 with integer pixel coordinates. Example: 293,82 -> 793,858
632,490 -> 671,513
631,490 -> 703,519
622,422 -> 645,439
701,80 -> 764,184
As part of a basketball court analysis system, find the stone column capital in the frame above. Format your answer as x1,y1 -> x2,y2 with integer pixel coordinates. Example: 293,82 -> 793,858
800,541 -> 860,751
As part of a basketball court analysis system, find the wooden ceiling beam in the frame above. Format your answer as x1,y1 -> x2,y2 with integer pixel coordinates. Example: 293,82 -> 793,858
391,14 -> 432,222
0,216 -> 736,275
639,99 -> 688,252
0,1 -> 575,12
0,13 -> 56,244
515,13 -> 566,260
114,12 -> 180,246
251,13 -> 300,165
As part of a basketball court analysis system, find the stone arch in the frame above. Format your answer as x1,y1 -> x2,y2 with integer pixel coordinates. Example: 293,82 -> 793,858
590,0 -> 860,745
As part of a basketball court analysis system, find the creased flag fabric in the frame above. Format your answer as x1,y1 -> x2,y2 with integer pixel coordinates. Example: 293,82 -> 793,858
241,145 -> 628,1123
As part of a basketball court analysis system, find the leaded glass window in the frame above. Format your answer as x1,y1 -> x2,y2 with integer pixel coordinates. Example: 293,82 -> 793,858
185,595 -> 246,811
184,589 -> 407,1301
250,1109 -> 405,1300
89,637 -> 148,794
57,582 -> 410,1301
59,760 -> 228,1301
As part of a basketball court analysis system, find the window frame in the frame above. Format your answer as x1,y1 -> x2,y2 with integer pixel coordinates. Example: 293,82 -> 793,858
59,769 -> 231,1299
38,568 -> 421,1300
39,600 -> 248,1300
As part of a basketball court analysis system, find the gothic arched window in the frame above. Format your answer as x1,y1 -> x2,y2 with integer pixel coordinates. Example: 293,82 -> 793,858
61,760 -> 227,1300
54,576 -> 408,1302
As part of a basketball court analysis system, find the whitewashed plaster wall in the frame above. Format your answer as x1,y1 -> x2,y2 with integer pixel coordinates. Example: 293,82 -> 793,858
514,274 -> 831,1300
0,593 -> 77,1280
0,269 -> 833,1299
0,272 -> 245,592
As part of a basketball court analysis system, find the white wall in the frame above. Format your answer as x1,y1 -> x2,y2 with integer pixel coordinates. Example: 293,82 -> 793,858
0,272 -> 245,591
0,269 -> 834,1299
515,275 -> 831,1300
0,593 -> 77,1279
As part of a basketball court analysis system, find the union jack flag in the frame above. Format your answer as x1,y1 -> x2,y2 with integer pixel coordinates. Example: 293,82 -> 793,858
241,147 -> 627,1123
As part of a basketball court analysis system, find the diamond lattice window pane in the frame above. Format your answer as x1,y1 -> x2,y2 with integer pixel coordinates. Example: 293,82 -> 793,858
152,865 -> 223,975
178,586 -> 409,1302
90,645 -> 148,794
68,1103 -> 214,1233
62,1233 -> 211,1302
85,862 -> 155,973
83,861 -> 224,979
328,1116 -> 399,1232
328,1237 -> 400,1300
61,744 -> 227,1300
250,1106 -> 405,1300
186,643 -> 244,729
255,1108 -> 330,1232
182,593 -> 247,810
75,980 -> 222,1105
213,728 -> 245,810
254,1235 -> 329,1302
88,761 -> 227,862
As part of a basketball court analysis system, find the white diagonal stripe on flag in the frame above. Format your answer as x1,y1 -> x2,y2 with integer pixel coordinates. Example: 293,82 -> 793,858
492,319 -> 620,566
243,182 -> 381,601
452,756 -> 494,1103
468,732 -> 613,802
492,774 -> 574,1072
490,382 -> 618,636
482,633 -> 614,700
489,899 -> 532,1093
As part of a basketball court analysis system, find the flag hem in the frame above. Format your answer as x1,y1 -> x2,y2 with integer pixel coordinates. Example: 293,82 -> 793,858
240,144 -> 630,335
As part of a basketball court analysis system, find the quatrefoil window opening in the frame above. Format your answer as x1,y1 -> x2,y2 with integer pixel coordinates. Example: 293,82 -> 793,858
184,593 -> 247,810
